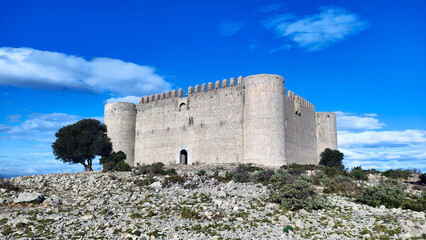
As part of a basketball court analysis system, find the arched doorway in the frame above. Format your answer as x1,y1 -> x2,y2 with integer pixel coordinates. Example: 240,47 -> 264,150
180,150 -> 188,165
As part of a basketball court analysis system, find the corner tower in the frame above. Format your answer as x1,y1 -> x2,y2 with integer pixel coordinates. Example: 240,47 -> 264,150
315,112 -> 338,161
104,102 -> 136,166
243,74 -> 286,166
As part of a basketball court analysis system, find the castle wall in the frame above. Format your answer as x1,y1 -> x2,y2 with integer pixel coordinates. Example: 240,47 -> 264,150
316,112 -> 338,161
104,102 -> 136,166
243,74 -> 286,166
284,92 -> 318,165
104,74 -> 338,168
134,82 -> 244,166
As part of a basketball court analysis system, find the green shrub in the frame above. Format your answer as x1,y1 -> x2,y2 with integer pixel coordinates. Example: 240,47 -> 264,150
0,179 -> 19,192
382,169 -> 412,180
137,162 -> 167,175
283,225 -> 294,233
117,160 -> 131,171
180,206 -> 199,219
270,169 -> 294,185
324,175 -> 359,196
100,151 -> 130,172
419,173 -> 426,184
282,163 -> 306,176
356,185 -> 404,208
321,166 -> 344,178
225,164 -> 252,183
319,148 -> 344,171
252,169 -> 275,184
349,166 -> 368,181
196,169 -> 206,176
312,170 -> 331,187
271,174 -> 326,211
401,192 -> 426,212
380,178 -> 407,191
163,175 -> 185,186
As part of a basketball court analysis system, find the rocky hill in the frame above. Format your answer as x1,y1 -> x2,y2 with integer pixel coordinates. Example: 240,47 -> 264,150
0,164 -> 424,239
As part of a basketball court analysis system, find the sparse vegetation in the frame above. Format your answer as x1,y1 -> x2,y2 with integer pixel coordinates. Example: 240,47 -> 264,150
356,185 -> 404,208
0,179 -> 19,192
271,174 -> 326,211
382,169 -> 412,180
100,151 -> 131,172
349,166 -> 368,181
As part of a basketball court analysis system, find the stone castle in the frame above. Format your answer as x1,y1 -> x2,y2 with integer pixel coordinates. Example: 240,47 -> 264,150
104,74 -> 338,167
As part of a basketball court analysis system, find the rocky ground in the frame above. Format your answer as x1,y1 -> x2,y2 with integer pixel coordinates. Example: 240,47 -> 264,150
0,164 -> 425,239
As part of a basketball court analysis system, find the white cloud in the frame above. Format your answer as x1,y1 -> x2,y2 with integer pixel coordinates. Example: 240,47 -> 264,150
338,129 -> 426,147
264,7 -> 368,51
336,112 -> 426,171
336,111 -> 385,131
0,47 -> 172,96
106,96 -> 140,104
218,20 -> 245,36
0,113 -> 103,142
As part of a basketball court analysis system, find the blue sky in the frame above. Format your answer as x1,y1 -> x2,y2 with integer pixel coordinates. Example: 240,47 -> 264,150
0,0 -> 425,177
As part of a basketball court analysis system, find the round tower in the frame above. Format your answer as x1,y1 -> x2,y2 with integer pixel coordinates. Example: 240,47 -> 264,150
104,102 -> 136,166
243,74 -> 286,166
315,112 -> 338,162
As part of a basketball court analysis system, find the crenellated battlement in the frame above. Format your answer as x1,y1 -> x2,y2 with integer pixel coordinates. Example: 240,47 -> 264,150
105,73 -> 338,168
139,76 -> 244,104
286,90 -> 315,111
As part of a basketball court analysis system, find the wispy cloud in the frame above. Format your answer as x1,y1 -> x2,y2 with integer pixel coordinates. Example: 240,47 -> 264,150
218,20 -> 245,36
0,112 -> 104,178
336,111 -> 385,131
336,112 -> 426,171
263,7 -> 368,51
106,96 -> 140,104
0,47 -> 172,96
0,113 -> 102,142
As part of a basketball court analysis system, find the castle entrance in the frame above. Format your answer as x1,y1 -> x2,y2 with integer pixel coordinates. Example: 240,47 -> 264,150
180,150 -> 188,165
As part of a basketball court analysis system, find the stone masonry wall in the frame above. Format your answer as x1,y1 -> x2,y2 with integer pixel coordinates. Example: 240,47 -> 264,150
104,102 -> 136,166
316,112 -> 338,161
134,80 -> 244,166
284,91 -> 317,165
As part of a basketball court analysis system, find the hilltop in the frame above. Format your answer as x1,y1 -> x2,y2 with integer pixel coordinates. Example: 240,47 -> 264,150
0,164 -> 425,239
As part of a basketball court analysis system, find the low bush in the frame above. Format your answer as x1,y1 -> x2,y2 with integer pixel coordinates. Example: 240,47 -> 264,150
349,166 -> 368,181
324,175 -> 360,196
163,175 -> 186,186
251,169 -> 275,184
225,164 -> 251,183
382,169 -> 412,180
283,225 -> 294,233
419,173 -> 426,185
196,169 -> 206,176
281,163 -> 306,176
380,178 -> 407,191
321,166 -> 344,178
270,169 -> 295,185
0,179 -> 19,192
271,174 -> 326,211
356,185 -> 404,208
311,170 -> 331,187
136,162 -> 167,175
100,151 -> 131,172
401,192 -> 426,212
